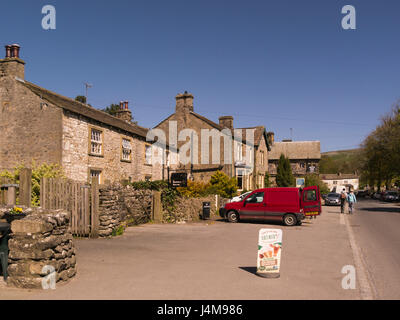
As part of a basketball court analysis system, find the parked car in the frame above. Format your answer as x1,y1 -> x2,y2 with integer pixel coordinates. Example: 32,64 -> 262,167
228,191 -> 252,203
219,186 -> 321,226
324,193 -> 341,206
372,192 -> 382,200
382,191 -> 399,202
356,190 -> 369,198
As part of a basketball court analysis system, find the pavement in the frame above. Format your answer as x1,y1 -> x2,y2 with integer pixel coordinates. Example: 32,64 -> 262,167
1,201 -> 395,300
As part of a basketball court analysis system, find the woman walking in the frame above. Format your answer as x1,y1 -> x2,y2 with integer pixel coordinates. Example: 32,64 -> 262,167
347,190 -> 357,214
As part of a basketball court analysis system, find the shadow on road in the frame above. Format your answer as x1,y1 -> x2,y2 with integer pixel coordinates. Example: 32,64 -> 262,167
359,207 -> 400,213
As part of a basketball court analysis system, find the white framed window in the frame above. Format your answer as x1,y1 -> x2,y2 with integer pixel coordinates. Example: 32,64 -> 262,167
90,169 -> 102,184
145,144 -> 152,165
237,169 -> 244,190
90,128 -> 103,155
121,138 -> 132,161
237,143 -> 243,161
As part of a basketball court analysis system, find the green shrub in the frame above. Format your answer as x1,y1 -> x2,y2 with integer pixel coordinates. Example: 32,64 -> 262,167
304,174 -> 330,195
112,225 -> 125,236
208,171 -> 238,198
0,162 -> 64,207
177,180 -> 212,198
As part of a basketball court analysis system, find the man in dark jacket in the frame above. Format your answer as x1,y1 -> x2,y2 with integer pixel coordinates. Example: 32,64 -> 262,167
340,188 -> 347,213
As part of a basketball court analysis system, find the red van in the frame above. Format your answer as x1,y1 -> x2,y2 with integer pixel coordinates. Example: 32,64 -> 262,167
220,186 -> 321,226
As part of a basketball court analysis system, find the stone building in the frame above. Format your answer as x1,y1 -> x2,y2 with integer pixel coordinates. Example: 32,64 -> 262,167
154,92 -> 270,190
268,137 -> 321,185
0,44 -> 166,183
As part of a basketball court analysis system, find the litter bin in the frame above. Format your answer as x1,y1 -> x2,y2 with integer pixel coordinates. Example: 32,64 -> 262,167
202,202 -> 211,220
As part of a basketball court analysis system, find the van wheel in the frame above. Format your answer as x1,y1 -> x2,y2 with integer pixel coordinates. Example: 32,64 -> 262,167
227,211 -> 239,223
283,214 -> 297,226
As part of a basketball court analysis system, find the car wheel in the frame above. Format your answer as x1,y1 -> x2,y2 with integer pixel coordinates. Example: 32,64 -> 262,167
283,214 -> 297,226
227,211 -> 239,223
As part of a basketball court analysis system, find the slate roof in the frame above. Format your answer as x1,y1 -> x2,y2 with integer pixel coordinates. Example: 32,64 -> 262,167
268,141 -> 321,160
18,79 -> 150,139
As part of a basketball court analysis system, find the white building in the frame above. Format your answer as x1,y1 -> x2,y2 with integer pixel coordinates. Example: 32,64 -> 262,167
320,173 -> 360,192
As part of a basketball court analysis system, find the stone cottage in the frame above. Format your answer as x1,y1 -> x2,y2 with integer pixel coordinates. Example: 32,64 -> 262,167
0,44 -> 166,183
268,136 -> 321,185
154,92 -> 270,190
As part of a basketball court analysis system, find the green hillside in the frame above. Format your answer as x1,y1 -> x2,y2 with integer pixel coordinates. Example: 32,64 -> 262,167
320,148 -> 361,174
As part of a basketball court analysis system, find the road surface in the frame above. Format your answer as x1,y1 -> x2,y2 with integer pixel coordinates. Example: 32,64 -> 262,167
347,198 -> 400,299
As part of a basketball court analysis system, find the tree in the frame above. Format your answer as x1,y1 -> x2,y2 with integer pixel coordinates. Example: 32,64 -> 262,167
75,95 -> 87,104
304,173 -> 330,195
208,171 -> 238,198
264,172 -> 271,188
276,154 -> 295,187
360,103 -> 400,191
102,103 -> 120,116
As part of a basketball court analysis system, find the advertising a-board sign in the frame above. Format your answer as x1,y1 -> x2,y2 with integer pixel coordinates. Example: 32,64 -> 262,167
256,229 -> 283,278
170,172 -> 188,188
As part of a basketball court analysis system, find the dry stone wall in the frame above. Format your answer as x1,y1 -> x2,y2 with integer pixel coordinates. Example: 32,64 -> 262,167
167,195 -> 226,223
98,184 -> 153,237
6,209 -> 77,289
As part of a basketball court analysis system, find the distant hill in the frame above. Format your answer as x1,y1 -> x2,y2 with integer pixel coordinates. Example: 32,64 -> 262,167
320,148 -> 361,174
321,148 -> 361,157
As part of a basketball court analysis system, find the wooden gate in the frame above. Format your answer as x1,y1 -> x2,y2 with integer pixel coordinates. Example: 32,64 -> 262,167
40,177 -> 99,237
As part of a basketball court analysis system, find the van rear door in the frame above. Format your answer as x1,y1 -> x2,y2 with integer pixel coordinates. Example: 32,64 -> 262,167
301,186 -> 321,216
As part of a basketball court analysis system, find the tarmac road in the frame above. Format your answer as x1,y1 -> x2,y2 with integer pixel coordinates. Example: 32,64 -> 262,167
1,206 -> 362,300
347,199 -> 400,299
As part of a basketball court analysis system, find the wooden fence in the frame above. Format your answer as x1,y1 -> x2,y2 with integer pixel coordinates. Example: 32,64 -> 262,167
40,177 -> 99,238
0,168 -> 32,207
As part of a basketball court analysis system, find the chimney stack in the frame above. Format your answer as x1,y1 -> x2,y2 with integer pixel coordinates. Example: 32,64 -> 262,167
175,91 -> 194,113
0,43 -> 25,79
219,116 -> 234,130
115,100 -> 132,123
267,132 -> 275,145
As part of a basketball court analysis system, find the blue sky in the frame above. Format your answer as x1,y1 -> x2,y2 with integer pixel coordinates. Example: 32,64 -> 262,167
2,0 -> 399,152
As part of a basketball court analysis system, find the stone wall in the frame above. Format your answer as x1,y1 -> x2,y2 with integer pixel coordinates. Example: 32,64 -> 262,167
167,195 -> 227,223
0,67 -> 63,171
6,209 -> 77,289
98,184 -> 153,237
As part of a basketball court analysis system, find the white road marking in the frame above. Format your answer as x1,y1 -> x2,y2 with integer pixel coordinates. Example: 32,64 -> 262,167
344,214 -> 376,300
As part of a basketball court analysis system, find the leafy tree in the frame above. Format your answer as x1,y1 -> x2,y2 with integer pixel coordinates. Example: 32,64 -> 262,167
208,171 -> 238,198
264,172 -> 271,188
276,154 -> 295,187
102,103 -> 121,116
75,95 -> 87,104
304,174 -> 330,195
360,103 -> 400,190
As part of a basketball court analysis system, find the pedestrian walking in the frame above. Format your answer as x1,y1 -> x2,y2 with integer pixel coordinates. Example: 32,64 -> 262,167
340,188 -> 347,213
347,190 -> 357,214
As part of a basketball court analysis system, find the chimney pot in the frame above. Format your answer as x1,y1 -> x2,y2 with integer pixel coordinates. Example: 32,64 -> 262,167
119,101 -> 124,110
5,45 -> 11,58
124,101 -> 129,110
10,44 -> 20,58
